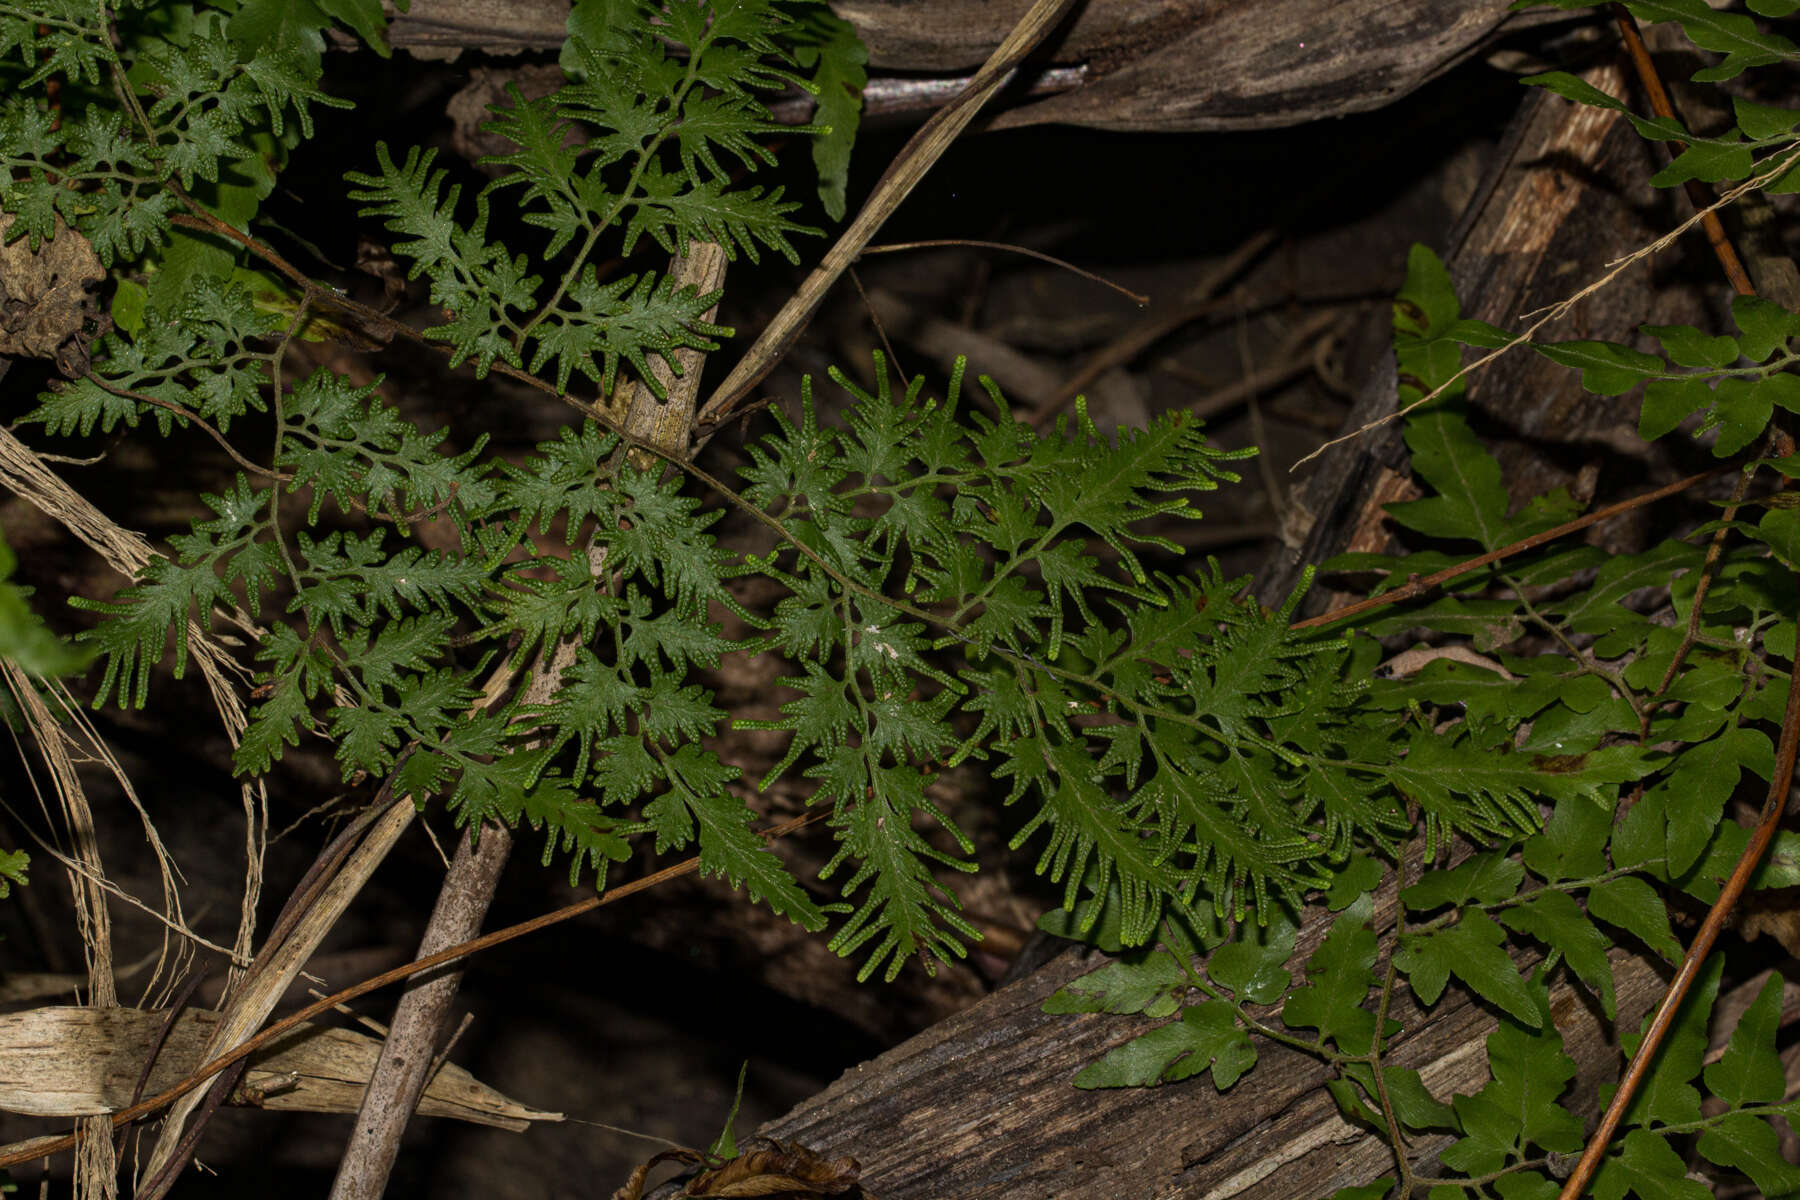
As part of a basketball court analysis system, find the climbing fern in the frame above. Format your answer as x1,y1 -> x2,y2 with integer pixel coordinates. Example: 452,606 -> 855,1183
6,0 -> 1800,1195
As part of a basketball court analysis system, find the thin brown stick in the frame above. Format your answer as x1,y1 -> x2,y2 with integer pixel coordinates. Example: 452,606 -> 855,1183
849,267 -> 908,386
1555,571 -> 1800,1200
1610,4 -> 1756,298
858,239 -> 1149,305
1032,228 -> 1280,422
1652,463 -> 1757,705
0,808 -> 829,1172
695,0 -> 1084,428
1291,465 -> 1727,631
326,823 -> 513,1200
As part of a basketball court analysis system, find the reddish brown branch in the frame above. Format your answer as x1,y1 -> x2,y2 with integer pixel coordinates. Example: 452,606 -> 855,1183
1610,4 -> 1756,298
1557,571 -> 1800,1200
1292,465 -> 1727,631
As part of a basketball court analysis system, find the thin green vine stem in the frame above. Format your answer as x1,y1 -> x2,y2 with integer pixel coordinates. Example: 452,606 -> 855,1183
1503,570 -> 1645,723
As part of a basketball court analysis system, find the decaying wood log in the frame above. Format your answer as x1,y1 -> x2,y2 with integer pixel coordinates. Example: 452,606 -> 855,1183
752,937 -> 1662,1199
1268,54 -> 1719,616
372,0 -> 1577,133
731,48 -> 1735,1200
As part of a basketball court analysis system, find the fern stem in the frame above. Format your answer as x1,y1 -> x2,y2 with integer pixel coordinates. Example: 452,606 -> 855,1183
512,47 -> 709,354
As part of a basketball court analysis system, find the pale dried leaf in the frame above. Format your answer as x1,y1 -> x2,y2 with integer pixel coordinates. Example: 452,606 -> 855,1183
0,1006 -> 560,1131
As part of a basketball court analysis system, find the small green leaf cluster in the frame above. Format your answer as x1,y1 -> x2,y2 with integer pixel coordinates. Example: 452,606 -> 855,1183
1046,239 -> 1800,1196
0,846 -> 24,899
1518,2 -> 1800,163
345,0 -> 829,396
0,1 -> 347,264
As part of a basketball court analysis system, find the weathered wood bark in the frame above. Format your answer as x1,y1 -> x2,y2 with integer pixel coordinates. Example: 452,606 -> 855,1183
373,0 -> 1574,133
728,51 -> 1731,1200
753,940 -> 1661,1199
1269,55 -> 1719,617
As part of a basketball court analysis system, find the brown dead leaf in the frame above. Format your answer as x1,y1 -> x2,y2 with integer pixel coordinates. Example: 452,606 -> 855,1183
612,1138 -> 867,1200
0,213 -> 106,376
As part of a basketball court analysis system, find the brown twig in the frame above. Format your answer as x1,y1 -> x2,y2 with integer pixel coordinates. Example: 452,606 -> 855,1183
113,967 -> 207,1159
0,810 -> 826,1172
1555,571 -> 1800,1200
1610,4 -> 1756,298
1610,1 -> 1772,712
1292,465 -> 1728,631
1032,227 -> 1280,422
1651,462 -> 1759,707
326,824 -> 514,1200
695,0 -> 1085,428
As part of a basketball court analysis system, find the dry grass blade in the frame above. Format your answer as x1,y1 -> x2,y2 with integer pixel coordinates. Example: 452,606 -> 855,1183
695,0 -> 1084,428
3,663 -> 119,1197
0,425 -> 269,996
1291,137 -> 1800,472
0,812 -> 827,1172
0,1005 -> 559,1130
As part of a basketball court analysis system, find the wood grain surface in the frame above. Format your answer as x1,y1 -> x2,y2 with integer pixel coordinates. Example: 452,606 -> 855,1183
372,0 -> 1577,133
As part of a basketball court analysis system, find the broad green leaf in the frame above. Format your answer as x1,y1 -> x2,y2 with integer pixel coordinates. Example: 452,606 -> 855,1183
1707,376 -> 1773,456
1446,318 -> 1518,349
1386,407 -> 1511,549
1553,540 -> 1703,636
1043,950 -> 1190,1019
1396,911 -> 1540,1028
1703,971 -> 1784,1105
1734,96 -> 1800,141
1587,876 -> 1682,963
1663,725 -> 1773,874
1733,295 -> 1800,361
1755,507 -> 1800,569
790,7 -> 866,221
1651,136 -> 1754,187
1207,908 -> 1299,1005
1642,323 -> 1739,367
1498,889 -> 1617,1017
1521,70 -> 1689,142
1326,1184 -> 1392,1200
1381,1066 -> 1460,1132
1761,371 -> 1800,419
1401,851 -> 1523,911
1072,1000 -> 1256,1090
1325,853 -> 1385,910
1639,375 -> 1714,442
1751,830 -> 1800,888
1593,1130 -> 1713,1199
1523,795 -> 1610,882
1281,894 -> 1377,1051
1617,953 -> 1721,1128
1395,242 -> 1461,339
1624,0 -> 1799,83
1494,1172 -> 1561,1200
1536,340 -> 1665,395
1439,978 -> 1581,1173
1340,1061 -> 1461,1135
1697,1113 -> 1800,1197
